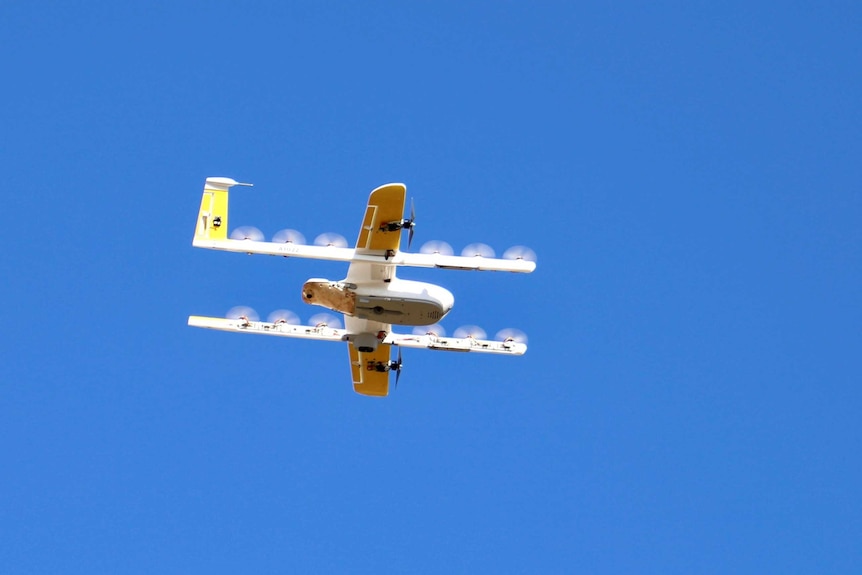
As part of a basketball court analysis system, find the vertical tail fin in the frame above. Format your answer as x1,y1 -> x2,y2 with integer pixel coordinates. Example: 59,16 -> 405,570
194,177 -> 252,243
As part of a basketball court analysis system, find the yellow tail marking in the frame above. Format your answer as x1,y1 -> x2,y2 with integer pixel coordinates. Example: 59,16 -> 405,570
195,188 -> 229,241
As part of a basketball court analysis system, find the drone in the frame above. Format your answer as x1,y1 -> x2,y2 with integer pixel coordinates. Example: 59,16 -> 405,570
188,177 -> 536,396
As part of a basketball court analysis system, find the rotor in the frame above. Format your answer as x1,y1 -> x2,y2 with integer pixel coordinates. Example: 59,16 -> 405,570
502,245 -> 537,262
402,198 -> 416,249
308,312 -> 342,329
230,226 -> 264,241
412,323 -> 446,337
272,229 -> 305,244
461,243 -> 495,258
495,328 -> 528,344
226,305 -> 259,321
390,347 -> 404,388
419,240 -> 454,256
453,325 -> 487,339
267,309 -> 300,325
313,233 -> 348,248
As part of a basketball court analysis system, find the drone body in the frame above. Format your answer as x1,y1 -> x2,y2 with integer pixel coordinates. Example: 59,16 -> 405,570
189,177 -> 535,396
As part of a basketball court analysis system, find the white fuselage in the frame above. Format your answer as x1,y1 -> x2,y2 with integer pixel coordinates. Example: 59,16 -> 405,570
302,277 -> 454,326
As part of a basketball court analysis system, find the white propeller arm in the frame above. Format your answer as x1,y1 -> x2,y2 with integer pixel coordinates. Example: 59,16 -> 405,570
385,332 -> 527,355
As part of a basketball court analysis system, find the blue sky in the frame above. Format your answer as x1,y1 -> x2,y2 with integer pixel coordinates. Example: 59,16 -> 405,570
2,2 -> 860,572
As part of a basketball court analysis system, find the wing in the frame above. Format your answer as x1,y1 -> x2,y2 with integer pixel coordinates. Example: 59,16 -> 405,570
188,315 -> 347,342
385,331 -> 527,355
390,251 -> 535,273
192,178 -> 534,273
348,342 -> 392,397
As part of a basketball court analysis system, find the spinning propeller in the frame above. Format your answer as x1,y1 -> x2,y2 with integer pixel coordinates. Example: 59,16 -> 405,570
272,229 -> 305,244
267,309 -> 300,325
461,243 -> 495,258
308,312 -> 342,329
502,246 -> 537,262
419,240 -> 454,256
495,328 -> 528,344
391,347 -> 403,388
226,306 -> 259,321
230,226 -> 264,241
412,324 -> 446,337
453,325 -> 487,340
403,199 -> 416,249
313,233 -> 348,248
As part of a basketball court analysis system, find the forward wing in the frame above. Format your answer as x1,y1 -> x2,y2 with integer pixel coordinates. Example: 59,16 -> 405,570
348,342 -> 392,397
192,178 -> 534,273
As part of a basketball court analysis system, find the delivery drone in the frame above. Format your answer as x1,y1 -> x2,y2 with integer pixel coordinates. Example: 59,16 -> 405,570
189,177 -> 536,396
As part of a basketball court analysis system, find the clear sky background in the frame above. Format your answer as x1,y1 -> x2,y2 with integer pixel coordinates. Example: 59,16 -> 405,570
2,2 -> 860,573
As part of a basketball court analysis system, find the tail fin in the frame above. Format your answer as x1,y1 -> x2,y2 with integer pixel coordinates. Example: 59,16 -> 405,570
194,177 -> 252,242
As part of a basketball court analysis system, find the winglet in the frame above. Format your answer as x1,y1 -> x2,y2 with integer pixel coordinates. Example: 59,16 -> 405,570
194,177 -> 253,242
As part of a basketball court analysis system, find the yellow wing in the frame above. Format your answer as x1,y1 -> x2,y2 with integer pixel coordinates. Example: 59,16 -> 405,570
354,183 -> 407,252
347,342 -> 392,397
